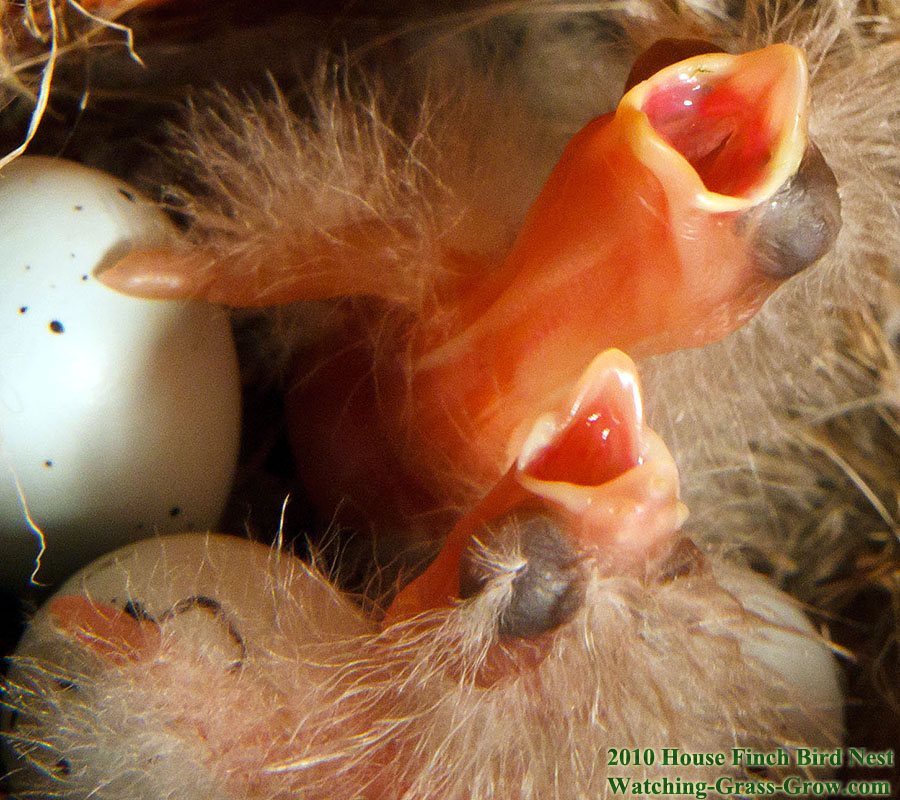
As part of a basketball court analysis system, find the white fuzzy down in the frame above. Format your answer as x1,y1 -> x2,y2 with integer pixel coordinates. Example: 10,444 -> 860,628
3,534 -> 841,800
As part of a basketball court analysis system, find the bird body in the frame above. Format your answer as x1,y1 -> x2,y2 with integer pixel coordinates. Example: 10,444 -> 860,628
3,1 -> 900,797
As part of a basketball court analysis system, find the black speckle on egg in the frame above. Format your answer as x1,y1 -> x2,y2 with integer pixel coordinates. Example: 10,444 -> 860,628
118,188 -> 137,203
49,320 -> 65,334
81,274 -> 89,281
69,252 -> 76,259
24,264 -> 31,271
73,204 -> 83,212
43,460 -> 53,468
18,306 -> 27,314
169,506 -> 181,517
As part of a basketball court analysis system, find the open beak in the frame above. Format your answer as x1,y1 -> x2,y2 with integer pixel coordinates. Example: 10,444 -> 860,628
386,350 -> 686,624
411,43 -> 840,482
515,350 -> 686,555
97,44 -> 841,552
621,42 -> 809,211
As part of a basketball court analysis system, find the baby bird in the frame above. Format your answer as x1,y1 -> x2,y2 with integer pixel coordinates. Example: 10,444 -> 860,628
5,0 -> 900,796
99,41 -> 839,553
2,354 -> 841,799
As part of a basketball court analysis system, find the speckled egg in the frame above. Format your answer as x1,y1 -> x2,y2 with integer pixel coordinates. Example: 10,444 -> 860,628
0,156 -> 242,590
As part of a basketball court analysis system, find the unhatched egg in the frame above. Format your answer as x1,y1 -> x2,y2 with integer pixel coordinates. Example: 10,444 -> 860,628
0,157 -> 241,590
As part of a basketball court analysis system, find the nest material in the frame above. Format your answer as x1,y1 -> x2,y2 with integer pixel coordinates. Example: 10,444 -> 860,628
0,0 -> 147,169
2,0 -> 900,791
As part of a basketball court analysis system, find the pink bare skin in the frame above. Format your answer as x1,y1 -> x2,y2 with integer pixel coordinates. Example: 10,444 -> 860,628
4,353 -> 840,799
100,44 -> 838,551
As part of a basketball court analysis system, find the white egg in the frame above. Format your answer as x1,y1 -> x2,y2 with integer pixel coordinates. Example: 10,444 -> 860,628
715,564 -> 844,746
0,156 -> 242,590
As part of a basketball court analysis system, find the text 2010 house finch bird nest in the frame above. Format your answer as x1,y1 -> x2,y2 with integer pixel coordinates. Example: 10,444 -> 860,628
2,1 -> 900,798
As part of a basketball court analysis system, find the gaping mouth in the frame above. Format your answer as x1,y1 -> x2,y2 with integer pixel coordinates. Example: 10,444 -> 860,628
621,43 -> 809,210
514,350 -> 685,557
517,349 -> 643,490
386,351 -> 685,623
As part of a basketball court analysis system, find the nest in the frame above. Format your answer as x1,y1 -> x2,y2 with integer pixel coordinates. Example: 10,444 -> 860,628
2,0 -> 900,794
